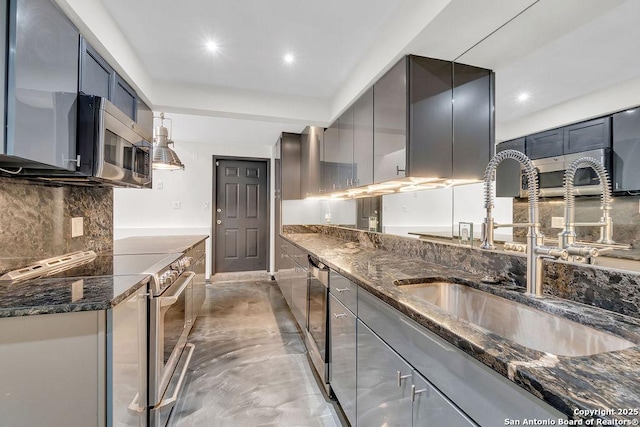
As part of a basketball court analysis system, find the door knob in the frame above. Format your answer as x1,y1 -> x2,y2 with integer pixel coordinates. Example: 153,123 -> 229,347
216,220 -> 222,225
216,208 -> 221,213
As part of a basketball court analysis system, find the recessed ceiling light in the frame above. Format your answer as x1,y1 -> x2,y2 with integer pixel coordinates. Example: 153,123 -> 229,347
206,41 -> 219,53
283,53 -> 295,65
517,92 -> 530,102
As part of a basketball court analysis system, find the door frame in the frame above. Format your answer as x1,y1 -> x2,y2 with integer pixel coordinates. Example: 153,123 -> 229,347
211,155 -> 271,274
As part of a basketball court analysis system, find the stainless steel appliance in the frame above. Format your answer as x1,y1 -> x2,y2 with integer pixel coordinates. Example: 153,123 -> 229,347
143,254 -> 197,427
75,94 -> 153,188
306,256 -> 330,390
520,148 -> 611,198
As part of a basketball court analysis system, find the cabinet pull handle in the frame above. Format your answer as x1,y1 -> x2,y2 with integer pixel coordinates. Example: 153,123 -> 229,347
411,384 -> 429,401
396,165 -> 406,176
397,370 -> 411,387
333,313 -> 347,319
335,288 -> 350,293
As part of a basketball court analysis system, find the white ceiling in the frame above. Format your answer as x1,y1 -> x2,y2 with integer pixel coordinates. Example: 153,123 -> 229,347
55,0 -> 640,143
99,0 -> 408,99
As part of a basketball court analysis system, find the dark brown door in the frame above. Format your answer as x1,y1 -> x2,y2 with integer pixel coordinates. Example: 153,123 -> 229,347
215,159 -> 268,272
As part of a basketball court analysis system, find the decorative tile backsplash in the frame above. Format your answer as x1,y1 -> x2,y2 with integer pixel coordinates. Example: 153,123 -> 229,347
513,195 -> 640,247
0,177 -> 113,275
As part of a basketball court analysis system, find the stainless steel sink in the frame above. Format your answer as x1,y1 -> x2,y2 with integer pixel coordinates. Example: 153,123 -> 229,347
397,281 -> 635,357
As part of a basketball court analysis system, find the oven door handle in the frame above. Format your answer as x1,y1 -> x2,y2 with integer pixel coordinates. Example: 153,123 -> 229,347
154,343 -> 196,410
159,272 -> 196,307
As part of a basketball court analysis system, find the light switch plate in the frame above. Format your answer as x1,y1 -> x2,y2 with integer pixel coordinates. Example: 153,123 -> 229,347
71,217 -> 84,237
171,201 -> 182,209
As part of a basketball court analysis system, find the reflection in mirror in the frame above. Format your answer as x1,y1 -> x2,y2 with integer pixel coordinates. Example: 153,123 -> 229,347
454,0 -> 640,271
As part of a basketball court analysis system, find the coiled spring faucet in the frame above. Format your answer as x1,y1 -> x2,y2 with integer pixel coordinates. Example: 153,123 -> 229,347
558,157 -> 614,258
480,150 -> 567,296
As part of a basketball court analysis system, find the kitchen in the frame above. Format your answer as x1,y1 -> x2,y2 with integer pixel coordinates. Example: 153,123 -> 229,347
2,0 -> 640,426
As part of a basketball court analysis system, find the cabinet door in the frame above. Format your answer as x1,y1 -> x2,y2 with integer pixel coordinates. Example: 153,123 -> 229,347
525,128 -> 563,159
408,56 -> 453,178
612,110 -> 640,192
192,254 -> 206,320
323,120 -> 342,190
281,133 -> 302,200
563,117 -> 611,154
290,262 -> 308,330
7,0 -> 79,171
412,371 -> 477,426
338,106 -> 355,188
329,295 -> 357,426
496,138 -> 525,197
300,126 -> 322,197
452,63 -> 493,180
354,87 -> 374,187
79,37 -> 113,99
357,320 -> 412,427
113,74 -> 137,121
374,58 -> 407,182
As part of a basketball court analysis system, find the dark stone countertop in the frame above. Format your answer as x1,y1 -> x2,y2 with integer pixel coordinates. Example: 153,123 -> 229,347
113,235 -> 208,255
0,274 -> 149,318
282,232 -> 640,422
0,235 -> 208,318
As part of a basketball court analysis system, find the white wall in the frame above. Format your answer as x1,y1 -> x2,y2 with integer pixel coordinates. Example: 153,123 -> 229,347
114,113 -> 302,277
282,199 -> 356,226
381,187 -> 453,236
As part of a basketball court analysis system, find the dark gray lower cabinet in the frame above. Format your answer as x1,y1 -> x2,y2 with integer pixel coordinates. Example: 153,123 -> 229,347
357,319 -> 413,427
290,262 -> 308,330
329,295 -> 357,426
412,370 -> 475,426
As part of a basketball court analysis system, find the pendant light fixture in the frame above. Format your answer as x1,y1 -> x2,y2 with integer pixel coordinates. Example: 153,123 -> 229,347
152,113 -> 185,170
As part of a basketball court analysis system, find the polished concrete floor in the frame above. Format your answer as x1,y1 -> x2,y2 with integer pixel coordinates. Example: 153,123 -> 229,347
169,274 -> 346,427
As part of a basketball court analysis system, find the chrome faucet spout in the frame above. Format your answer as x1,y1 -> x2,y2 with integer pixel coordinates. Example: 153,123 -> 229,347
481,150 -> 563,296
559,157 -> 614,252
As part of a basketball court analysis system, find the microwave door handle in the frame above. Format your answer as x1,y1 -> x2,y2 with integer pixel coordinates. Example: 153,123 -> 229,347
159,272 -> 196,307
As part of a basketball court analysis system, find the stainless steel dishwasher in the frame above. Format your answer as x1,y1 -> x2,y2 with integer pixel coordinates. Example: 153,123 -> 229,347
306,256 -> 330,392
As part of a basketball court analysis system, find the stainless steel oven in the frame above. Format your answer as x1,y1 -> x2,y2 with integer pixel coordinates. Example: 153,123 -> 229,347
306,256 -> 330,390
148,266 -> 196,427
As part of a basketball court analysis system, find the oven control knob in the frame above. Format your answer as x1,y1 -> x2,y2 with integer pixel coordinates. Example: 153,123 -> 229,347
169,270 -> 180,281
183,257 -> 193,268
171,261 -> 180,271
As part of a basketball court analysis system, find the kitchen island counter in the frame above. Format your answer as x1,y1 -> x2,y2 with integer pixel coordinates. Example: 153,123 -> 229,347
0,274 -> 149,318
114,235 -> 208,255
282,231 -> 640,422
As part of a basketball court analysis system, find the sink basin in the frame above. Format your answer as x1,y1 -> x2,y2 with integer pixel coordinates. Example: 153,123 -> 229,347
397,281 -> 635,357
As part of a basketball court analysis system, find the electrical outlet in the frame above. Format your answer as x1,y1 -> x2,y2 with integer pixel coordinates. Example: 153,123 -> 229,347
551,216 -> 564,229
402,205 -> 408,213
156,181 -> 163,190
71,217 -> 84,237
171,201 -> 182,209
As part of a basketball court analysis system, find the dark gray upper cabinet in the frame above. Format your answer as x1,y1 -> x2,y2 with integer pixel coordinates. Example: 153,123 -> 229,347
496,138 -> 525,197
374,58 -> 407,182
280,132 -> 302,200
79,37 -> 113,99
353,87 -> 374,187
322,119 -> 341,191
525,128 -> 564,159
408,56 -> 453,179
4,0 -> 79,171
374,55 -> 493,184
338,106 -> 355,188
300,126 -> 323,198
612,110 -> 640,192
79,37 -> 142,124
113,74 -> 137,121
563,117 -> 611,154
452,62 -> 494,180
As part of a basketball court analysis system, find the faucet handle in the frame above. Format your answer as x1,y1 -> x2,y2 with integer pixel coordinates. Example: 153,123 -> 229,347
566,246 -> 599,258
536,246 -> 568,260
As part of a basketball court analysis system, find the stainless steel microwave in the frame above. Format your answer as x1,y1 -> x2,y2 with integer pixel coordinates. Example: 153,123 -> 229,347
520,148 -> 611,198
76,95 -> 152,188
